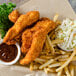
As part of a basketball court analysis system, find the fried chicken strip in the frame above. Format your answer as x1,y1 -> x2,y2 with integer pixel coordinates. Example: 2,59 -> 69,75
7,10 -> 22,45
8,10 -> 20,23
21,18 -> 50,53
21,29 -> 34,53
4,10 -> 21,45
3,11 -> 40,43
5,33 -> 22,45
20,19 -> 56,64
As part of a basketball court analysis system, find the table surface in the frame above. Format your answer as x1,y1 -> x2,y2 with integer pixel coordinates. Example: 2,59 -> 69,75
0,0 -> 76,13
69,0 -> 76,12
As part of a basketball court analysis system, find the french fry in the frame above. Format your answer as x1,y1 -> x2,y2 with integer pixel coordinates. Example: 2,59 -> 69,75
45,40 -> 51,52
35,61 -> 43,64
39,59 -> 54,69
57,69 -> 63,76
44,68 -> 48,74
51,39 -> 64,45
54,52 -> 61,54
47,68 -> 56,73
34,58 -> 46,62
56,47 -> 76,72
51,34 -> 56,40
56,20 -> 61,25
69,64 -> 74,76
53,13 -> 59,22
60,50 -> 66,54
72,56 -> 76,61
40,51 -> 48,55
64,66 -> 70,76
53,44 -> 56,47
33,65 -> 39,70
46,35 -> 55,54
49,63 -> 61,68
40,55 -> 54,59
54,54 -> 69,60
58,58 -> 68,62
49,31 -> 55,38
30,62 -> 34,71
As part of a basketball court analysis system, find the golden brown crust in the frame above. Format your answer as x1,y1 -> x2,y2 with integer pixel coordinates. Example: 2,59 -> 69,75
20,19 -> 56,64
3,11 -> 40,43
20,29 -> 47,64
8,10 -> 20,23
5,33 -> 22,45
21,29 -> 33,53
21,17 -> 50,53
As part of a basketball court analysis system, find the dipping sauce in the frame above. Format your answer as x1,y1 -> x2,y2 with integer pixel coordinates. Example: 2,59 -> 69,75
0,43 -> 18,62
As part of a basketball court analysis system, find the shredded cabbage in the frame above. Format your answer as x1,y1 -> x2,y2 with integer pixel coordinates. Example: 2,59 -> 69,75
55,18 -> 76,51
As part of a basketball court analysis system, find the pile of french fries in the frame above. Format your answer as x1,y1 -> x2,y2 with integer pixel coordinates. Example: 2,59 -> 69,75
29,14 -> 76,76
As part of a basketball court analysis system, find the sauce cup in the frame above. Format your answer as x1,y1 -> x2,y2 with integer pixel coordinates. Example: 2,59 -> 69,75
0,39 -> 21,65
58,44 -> 73,51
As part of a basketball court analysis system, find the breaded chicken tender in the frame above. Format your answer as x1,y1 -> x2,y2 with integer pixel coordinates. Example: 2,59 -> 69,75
8,10 -> 20,23
21,18 -> 50,53
21,29 -> 34,53
3,11 -> 40,43
5,33 -> 22,45
20,19 -> 56,64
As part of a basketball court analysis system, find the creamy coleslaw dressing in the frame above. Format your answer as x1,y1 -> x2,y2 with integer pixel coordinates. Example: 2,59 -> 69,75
55,18 -> 76,51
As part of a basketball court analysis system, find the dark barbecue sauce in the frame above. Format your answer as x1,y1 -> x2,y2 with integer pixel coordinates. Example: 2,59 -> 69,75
0,43 -> 18,62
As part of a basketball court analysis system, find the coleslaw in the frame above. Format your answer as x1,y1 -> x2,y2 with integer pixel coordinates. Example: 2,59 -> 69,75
55,18 -> 76,51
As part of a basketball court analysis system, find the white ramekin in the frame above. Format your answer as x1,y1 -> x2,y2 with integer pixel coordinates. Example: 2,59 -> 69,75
58,44 -> 73,51
0,39 -> 21,65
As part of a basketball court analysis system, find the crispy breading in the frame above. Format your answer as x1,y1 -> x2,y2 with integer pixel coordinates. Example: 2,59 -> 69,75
3,11 -> 40,43
21,29 -> 34,53
21,18 -> 50,53
5,33 -> 22,45
6,10 -> 21,45
8,10 -> 20,23
20,29 -> 47,64
20,20 -> 56,64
